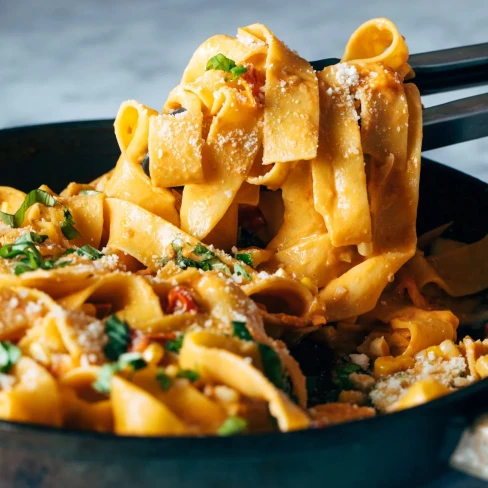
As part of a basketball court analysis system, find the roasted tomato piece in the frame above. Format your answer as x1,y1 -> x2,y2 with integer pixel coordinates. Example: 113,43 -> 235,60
166,286 -> 200,314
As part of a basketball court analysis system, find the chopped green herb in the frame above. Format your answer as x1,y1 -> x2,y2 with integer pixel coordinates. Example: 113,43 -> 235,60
192,242 -> 215,260
92,363 -> 117,394
235,252 -> 253,268
205,54 -> 247,81
0,341 -> 21,374
170,238 -> 231,275
217,416 -> 247,436
176,369 -> 200,382
0,189 -> 81,240
0,189 -> 56,228
60,208 -> 81,240
231,320 -> 288,393
103,315 -> 131,361
92,353 -> 148,394
156,369 -> 173,391
15,232 -> 48,245
118,352 -> 147,371
228,65 -> 247,80
165,334 -> 185,353
258,343 -> 285,390
80,190 -> 102,195
76,245 -> 104,260
233,262 -> 251,280
333,363 -> 362,390
232,321 -> 253,341
0,232 -> 73,275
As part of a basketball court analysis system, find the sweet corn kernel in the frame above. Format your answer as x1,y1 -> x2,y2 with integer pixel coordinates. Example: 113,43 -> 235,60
475,355 -> 488,379
393,378 -> 450,411
374,355 -> 415,378
370,337 -> 390,357
338,390 -> 366,405
142,343 -> 164,365
300,277 -> 318,295
439,340 -> 461,358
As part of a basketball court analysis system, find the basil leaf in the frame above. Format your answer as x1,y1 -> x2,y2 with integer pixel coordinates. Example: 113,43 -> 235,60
217,416 -> 247,436
0,189 -> 56,228
258,343 -> 285,390
79,190 -> 101,195
156,369 -> 173,391
192,242 -> 215,259
206,53 -> 236,72
229,65 -> 247,80
176,369 -> 199,382
61,209 -> 81,240
103,315 -> 131,361
0,341 -> 21,373
0,190 -> 81,240
171,239 -> 230,275
232,320 -> 253,341
333,363 -> 362,390
15,232 -> 48,245
206,53 -> 247,80
76,245 -> 104,260
235,252 -> 253,267
165,334 -> 185,353
233,262 -> 251,280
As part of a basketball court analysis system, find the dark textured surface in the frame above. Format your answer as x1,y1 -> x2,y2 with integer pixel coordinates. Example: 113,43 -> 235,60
0,121 -> 488,487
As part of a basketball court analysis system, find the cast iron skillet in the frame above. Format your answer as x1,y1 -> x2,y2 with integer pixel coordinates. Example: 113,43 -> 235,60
0,120 -> 488,488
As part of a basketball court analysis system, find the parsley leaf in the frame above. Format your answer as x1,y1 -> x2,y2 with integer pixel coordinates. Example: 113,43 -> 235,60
217,416 -> 247,436
0,189 -> 81,240
156,369 -> 173,391
233,262 -> 251,280
333,363 -> 362,390
206,53 -> 247,81
103,315 -> 131,361
235,252 -> 253,267
176,369 -> 199,382
76,245 -> 104,260
232,320 -> 253,341
0,341 -> 21,373
165,334 -> 185,353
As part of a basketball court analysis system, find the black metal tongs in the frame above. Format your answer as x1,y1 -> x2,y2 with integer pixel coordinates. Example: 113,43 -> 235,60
310,42 -> 488,151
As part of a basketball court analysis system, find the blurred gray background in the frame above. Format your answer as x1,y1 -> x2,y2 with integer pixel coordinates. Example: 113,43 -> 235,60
0,0 -> 487,181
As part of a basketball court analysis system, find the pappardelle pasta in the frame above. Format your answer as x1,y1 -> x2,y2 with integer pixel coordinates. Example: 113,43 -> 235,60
1,18 -> 487,436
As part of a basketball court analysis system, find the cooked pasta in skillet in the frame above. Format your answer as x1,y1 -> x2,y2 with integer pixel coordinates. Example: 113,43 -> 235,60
0,18 -> 487,436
